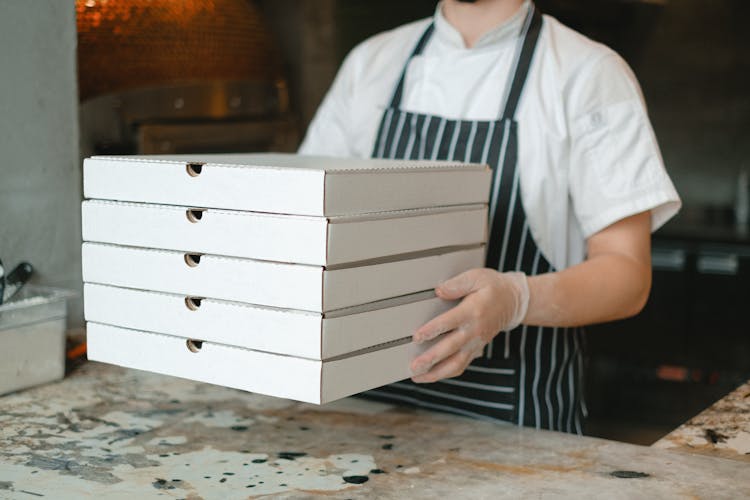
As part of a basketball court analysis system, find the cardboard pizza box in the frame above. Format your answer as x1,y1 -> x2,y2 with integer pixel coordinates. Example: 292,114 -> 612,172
81,242 -> 484,312
83,153 -> 491,217
84,283 -> 454,360
81,200 -> 488,266
87,322 -> 438,404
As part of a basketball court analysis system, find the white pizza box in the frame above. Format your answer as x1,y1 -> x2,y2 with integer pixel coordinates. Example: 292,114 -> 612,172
87,322 -> 436,404
81,242 -> 484,312
83,153 -> 492,217
84,283 -> 454,360
81,200 -> 488,266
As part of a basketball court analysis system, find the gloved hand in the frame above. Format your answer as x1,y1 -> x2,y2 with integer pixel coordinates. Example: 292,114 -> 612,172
410,269 -> 530,383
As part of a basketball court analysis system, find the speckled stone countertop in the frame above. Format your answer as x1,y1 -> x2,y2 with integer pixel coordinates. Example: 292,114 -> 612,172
1,363 -> 749,499
653,380 -> 750,463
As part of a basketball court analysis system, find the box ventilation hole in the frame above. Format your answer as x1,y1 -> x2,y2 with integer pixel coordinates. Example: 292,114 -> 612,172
186,162 -> 204,177
184,253 -> 202,267
186,209 -> 205,223
186,339 -> 203,353
184,296 -> 203,311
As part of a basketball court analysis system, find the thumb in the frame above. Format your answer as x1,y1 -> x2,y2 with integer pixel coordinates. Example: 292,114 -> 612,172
436,270 -> 479,300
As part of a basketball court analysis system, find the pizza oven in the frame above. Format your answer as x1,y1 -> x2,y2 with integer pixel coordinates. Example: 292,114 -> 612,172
77,0 -> 297,156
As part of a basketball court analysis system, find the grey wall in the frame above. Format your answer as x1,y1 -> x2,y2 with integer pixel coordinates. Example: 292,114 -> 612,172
634,0 -> 750,209
0,1 -> 82,327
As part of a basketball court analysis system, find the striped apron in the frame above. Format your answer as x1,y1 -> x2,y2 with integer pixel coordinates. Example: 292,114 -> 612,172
365,6 -> 587,434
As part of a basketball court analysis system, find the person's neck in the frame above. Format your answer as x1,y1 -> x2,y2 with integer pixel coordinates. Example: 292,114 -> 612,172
442,0 -> 525,48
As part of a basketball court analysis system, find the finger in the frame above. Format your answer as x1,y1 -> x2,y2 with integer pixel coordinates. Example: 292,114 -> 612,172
461,336 -> 484,356
412,340 -> 486,383
412,349 -> 472,383
413,296 -> 476,343
435,269 -> 481,300
411,328 -> 469,376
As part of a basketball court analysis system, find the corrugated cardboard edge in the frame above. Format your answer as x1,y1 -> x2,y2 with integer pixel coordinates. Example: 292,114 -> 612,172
90,155 -> 489,173
89,156 -> 314,173
320,337 -> 438,403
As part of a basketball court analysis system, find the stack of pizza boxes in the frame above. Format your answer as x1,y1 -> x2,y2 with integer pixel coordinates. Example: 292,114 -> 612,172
81,154 -> 490,403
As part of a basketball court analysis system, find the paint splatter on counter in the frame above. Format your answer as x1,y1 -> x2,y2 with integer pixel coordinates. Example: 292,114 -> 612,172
146,436 -> 188,447
0,363 -> 749,499
182,409 -> 255,429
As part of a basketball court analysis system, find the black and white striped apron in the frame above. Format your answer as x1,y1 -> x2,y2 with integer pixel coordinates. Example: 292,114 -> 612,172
365,6 -> 587,434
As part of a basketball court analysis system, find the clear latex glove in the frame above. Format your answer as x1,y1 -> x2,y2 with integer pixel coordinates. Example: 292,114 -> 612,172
410,269 -> 530,383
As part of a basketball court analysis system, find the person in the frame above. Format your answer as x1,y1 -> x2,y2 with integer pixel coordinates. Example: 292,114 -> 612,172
299,0 -> 681,434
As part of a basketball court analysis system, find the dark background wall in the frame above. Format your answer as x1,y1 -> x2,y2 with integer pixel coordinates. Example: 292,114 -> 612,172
259,0 -> 436,130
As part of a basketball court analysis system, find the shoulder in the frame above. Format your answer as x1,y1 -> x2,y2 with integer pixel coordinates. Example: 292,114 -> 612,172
539,15 -> 644,117
540,15 -> 621,73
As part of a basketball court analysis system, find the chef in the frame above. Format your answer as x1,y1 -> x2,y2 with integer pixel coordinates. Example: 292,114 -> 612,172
299,0 -> 681,433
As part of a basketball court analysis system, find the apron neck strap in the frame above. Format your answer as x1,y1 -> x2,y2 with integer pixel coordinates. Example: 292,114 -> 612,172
386,4 -> 544,120
387,23 -> 435,110
500,6 -> 543,121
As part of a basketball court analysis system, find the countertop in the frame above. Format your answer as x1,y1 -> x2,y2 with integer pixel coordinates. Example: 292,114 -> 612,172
653,380 -> 750,463
1,363 -> 749,499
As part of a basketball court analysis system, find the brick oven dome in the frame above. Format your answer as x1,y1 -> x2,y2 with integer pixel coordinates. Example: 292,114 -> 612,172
76,0 -> 282,101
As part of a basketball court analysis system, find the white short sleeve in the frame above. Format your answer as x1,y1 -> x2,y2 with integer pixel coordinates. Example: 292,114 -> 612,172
567,53 -> 680,238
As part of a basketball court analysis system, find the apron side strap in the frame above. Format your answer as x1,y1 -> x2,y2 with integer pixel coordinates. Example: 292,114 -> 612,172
388,23 -> 436,110
501,7 -> 543,121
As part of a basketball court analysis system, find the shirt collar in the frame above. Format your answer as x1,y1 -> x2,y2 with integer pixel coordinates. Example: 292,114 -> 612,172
433,0 -> 531,50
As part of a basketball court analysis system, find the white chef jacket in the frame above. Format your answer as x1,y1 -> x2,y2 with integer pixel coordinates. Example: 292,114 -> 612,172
299,1 -> 681,271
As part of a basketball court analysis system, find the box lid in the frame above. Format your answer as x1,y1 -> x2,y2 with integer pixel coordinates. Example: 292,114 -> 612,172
81,199 -> 488,266
84,283 -> 454,360
87,322 -> 437,404
81,243 -> 484,312
83,153 -> 491,216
